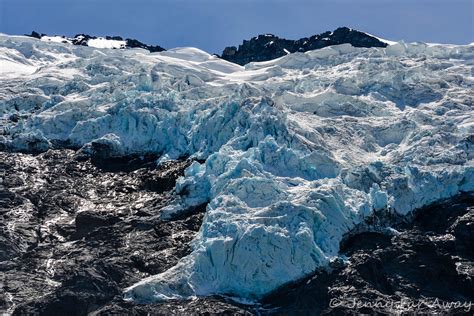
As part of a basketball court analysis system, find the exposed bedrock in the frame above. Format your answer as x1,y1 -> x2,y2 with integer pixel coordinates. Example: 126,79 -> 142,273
1,150 -> 472,315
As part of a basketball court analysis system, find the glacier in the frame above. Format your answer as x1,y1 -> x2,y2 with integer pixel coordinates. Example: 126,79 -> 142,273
0,34 -> 473,302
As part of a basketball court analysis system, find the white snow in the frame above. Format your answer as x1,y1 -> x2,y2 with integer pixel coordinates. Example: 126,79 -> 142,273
361,31 -> 398,46
87,37 -> 126,49
0,34 -> 473,303
41,36 -> 72,44
0,47 -> 36,78
39,34 -> 127,50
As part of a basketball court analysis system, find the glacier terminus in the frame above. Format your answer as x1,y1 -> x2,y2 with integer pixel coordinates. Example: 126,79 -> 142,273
0,32 -> 473,308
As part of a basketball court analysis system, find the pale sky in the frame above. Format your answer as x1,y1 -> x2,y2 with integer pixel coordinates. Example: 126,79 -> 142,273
0,0 -> 472,53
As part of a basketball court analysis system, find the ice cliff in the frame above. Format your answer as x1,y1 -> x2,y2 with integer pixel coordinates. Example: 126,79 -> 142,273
0,34 -> 473,302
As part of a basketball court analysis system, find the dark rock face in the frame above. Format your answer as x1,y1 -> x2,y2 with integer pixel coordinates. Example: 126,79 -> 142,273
27,27 -> 386,61
0,149 -> 246,315
1,148 -> 472,315
261,195 -> 474,315
221,27 -> 388,65
71,34 -> 95,46
27,31 -> 43,39
125,38 -> 165,53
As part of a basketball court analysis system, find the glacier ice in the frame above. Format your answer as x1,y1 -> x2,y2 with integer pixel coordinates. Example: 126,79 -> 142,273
0,34 -> 473,302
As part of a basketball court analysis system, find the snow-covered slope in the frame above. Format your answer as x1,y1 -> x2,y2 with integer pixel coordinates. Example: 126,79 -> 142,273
29,31 -> 165,52
0,34 -> 473,302
41,35 -> 125,49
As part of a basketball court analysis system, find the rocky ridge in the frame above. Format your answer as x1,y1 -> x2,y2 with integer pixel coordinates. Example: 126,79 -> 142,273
28,31 -> 165,53
26,27 -> 388,64
220,27 -> 388,65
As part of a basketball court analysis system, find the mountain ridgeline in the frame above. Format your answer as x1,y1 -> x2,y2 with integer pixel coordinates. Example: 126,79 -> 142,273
3,26 -> 472,315
28,27 -> 388,65
220,27 -> 388,65
28,31 -> 166,53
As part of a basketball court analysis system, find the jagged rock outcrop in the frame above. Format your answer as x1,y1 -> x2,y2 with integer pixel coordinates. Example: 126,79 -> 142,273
26,27 -> 387,61
125,38 -> 165,53
221,27 -> 388,65
26,31 -> 165,52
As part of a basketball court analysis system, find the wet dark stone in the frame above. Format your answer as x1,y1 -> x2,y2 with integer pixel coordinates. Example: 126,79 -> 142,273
73,211 -> 121,239
1,148 -> 472,315
451,212 -> 474,248
13,268 -> 121,316
92,296 -> 254,316
0,149 -> 242,315
261,195 -> 474,315
89,153 -> 161,172
221,27 -> 388,65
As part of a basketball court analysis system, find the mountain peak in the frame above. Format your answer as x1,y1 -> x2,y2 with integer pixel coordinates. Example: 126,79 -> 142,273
221,27 -> 388,65
26,31 -> 165,52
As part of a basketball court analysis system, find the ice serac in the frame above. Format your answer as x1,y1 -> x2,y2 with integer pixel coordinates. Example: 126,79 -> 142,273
0,34 -> 473,302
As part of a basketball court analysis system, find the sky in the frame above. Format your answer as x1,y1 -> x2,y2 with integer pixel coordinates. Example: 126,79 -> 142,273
0,0 -> 472,53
